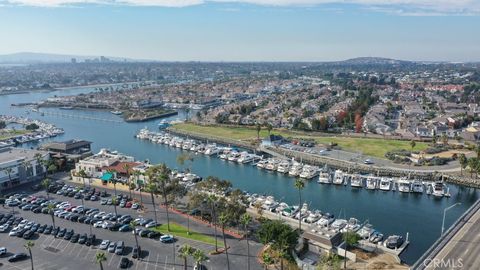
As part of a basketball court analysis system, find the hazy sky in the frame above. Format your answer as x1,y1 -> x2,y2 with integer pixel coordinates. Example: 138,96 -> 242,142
0,0 -> 479,61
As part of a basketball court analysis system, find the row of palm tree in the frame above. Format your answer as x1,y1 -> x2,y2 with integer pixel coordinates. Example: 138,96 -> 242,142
178,244 -> 208,270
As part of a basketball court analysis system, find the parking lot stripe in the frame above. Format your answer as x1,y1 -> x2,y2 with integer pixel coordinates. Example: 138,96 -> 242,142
144,253 -> 150,270
107,253 -> 115,266
154,253 -> 160,270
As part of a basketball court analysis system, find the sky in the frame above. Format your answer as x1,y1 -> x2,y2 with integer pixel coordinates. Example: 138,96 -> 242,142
0,0 -> 479,62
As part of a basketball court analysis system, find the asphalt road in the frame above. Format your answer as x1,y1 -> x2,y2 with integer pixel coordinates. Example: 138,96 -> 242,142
0,185 -> 263,270
424,208 -> 480,270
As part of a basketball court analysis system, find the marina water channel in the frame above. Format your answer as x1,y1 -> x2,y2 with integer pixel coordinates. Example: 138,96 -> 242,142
1,86 -> 479,264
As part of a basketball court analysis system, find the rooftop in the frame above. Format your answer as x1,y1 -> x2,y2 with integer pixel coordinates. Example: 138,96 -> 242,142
0,147 -> 49,164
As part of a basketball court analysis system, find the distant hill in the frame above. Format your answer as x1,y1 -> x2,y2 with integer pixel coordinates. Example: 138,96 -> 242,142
0,52 -> 136,64
340,57 -> 411,65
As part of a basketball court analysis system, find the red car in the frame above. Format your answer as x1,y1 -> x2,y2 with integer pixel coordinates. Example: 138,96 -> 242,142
125,202 -> 132,208
65,206 -> 76,212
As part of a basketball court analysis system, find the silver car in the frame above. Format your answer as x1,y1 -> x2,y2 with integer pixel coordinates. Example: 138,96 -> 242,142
107,242 -> 116,253
99,240 -> 110,250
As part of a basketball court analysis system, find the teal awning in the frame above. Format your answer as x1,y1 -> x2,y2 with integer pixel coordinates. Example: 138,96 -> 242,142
101,172 -> 113,181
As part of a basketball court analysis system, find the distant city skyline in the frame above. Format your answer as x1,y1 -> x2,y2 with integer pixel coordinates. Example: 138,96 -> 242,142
0,1 -> 479,62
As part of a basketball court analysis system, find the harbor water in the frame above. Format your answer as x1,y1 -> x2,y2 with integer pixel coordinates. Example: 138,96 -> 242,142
1,86 -> 479,264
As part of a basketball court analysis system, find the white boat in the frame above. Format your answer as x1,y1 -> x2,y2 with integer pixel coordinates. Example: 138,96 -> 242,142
288,163 -> 303,177
365,176 -> 378,190
276,161 -> 291,174
358,223 -> 374,239
299,165 -> 319,179
110,110 -> 122,115
350,175 -> 364,188
227,152 -> 241,162
316,213 -> 335,227
342,218 -> 361,232
431,181 -> 445,197
379,178 -> 392,191
332,170 -> 344,185
411,180 -> 424,193
398,179 -> 412,193
294,203 -> 309,220
256,159 -> 268,169
265,159 -> 280,171
204,145 -> 221,155
331,219 -> 347,231
237,152 -> 255,163
317,171 -> 331,184
304,210 -> 322,224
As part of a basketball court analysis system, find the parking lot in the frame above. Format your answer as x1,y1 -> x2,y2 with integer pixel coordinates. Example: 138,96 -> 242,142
0,181 -> 263,270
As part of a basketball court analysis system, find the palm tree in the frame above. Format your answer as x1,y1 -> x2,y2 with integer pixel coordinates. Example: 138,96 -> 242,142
219,213 -> 231,270
207,194 -> 219,252
122,163 -> 133,199
145,182 -> 159,224
133,170 -> 144,205
441,133 -> 448,145
24,240 -> 35,270
262,253 -> 273,270
47,203 -> 56,231
41,178 -> 51,199
240,213 -> 252,270
256,124 -> 261,140
294,178 -> 305,230
410,140 -> 416,152
130,220 -> 140,259
266,123 -> 273,136
468,158 -> 478,178
342,231 -> 359,269
192,249 -> 208,270
111,197 -> 118,216
22,160 -> 32,177
78,169 -> 88,188
179,244 -> 194,270
108,169 -> 118,197
3,167 -> 13,184
95,252 -> 107,270
459,154 -> 467,176
34,153 -> 45,176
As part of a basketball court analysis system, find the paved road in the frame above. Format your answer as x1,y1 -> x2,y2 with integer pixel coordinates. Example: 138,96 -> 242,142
423,207 -> 480,270
0,185 -> 263,270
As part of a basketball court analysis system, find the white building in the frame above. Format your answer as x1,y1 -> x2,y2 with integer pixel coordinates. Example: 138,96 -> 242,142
0,147 -> 50,190
74,148 -> 134,178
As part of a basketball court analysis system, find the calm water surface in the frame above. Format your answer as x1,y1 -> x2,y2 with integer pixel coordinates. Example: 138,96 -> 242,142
1,87 -> 478,264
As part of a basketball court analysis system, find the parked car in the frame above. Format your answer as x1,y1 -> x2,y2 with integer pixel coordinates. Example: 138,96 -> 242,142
115,241 -> 124,255
99,240 -> 110,250
160,235 -> 174,243
8,253 -> 28,262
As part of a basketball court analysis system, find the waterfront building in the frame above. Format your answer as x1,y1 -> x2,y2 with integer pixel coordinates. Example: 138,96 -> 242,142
40,140 -> 93,169
73,148 -> 134,178
0,147 -> 49,190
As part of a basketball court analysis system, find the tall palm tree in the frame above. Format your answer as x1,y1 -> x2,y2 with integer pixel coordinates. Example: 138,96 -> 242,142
179,244 -> 194,270
145,182 -> 159,224
22,160 -> 32,177
219,213 -> 231,270
240,213 -> 252,270
41,178 -> 51,199
132,170 -> 144,205
294,178 -> 305,230
24,240 -> 35,270
342,231 -> 359,269
192,249 -> 208,270
3,167 -> 13,184
95,252 -> 107,270
107,169 -> 118,197
459,154 -> 467,176
207,194 -> 219,252
255,124 -> 261,140
47,203 -> 56,229
130,220 -> 140,259
122,163 -> 133,199
78,169 -> 88,188
159,173 -> 171,231
111,197 -> 118,216
34,153 -> 45,177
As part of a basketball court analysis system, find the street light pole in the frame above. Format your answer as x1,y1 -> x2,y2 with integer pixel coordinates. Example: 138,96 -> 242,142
441,203 -> 461,236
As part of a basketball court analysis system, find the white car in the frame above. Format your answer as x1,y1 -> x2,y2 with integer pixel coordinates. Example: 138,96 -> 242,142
18,220 -> 29,227
99,240 -> 110,250
9,228 -> 20,236
93,221 -> 105,228
0,247 -> 6,256
145,221 -> 158,228
131,203 -> 140,209
94,212 -> 106,219
0,224 -> 10,232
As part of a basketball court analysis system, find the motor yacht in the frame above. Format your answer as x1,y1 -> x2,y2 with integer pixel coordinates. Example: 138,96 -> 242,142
265,159 -> 280,171
357,223 -> 374,239
299,165 -> 319,179
332,170 -> 344,185
365,176 -> 378,190
227,152 -> 241,162
237,152 -> 256,163
350,175 -> 364,188
281,205 -> 299,217
304,210 -> 322,224
276,161 -> 291,174
411,180 -> 424,193
370,231 -> 384,244
431,181 -> 445,197
342,218 -> 361,232
385,235 -> 404,249
398,179 -> 412,193
330,219 -> 347,231
204,145 -> 221,155
288,163 -> 303,177
294,203 -> 309,220
317,171 -> 331,184
379,178 -> 392,191
316,213 -> 335,227
256,159 -> 268,169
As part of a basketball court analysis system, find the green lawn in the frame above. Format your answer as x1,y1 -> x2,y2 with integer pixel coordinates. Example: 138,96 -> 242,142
153,222 -> 223,247
0,129 -> 29,140
172,123 -> 429,159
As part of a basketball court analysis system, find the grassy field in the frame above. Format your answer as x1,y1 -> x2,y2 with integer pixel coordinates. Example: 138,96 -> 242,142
0,129 -> 29,140
153,222 -> 223,247
171,123 -> 430,159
